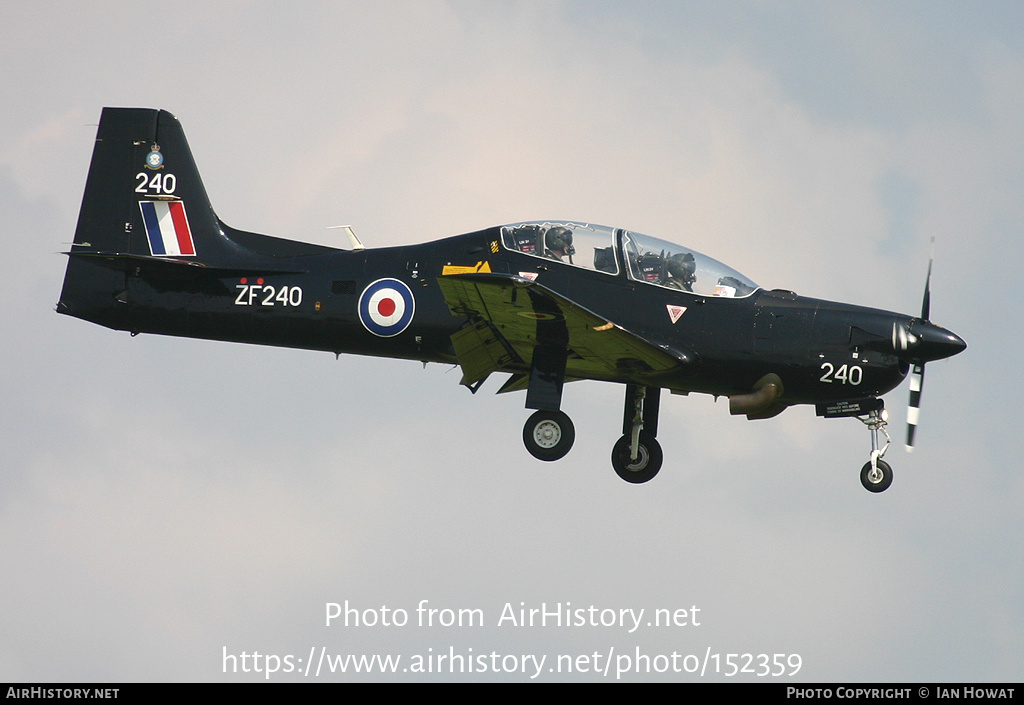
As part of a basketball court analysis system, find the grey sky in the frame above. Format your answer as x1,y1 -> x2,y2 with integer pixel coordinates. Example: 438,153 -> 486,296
1,1 -> 1020,681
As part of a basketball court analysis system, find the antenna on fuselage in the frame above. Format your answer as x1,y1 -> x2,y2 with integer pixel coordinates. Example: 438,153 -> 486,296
327,225 -> 365,251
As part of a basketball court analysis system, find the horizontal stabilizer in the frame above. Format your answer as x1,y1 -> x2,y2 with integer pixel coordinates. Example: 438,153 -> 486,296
63,250 -> 306,276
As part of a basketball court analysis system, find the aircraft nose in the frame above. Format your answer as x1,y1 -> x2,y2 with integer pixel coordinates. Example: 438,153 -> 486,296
908,320 -> 966,363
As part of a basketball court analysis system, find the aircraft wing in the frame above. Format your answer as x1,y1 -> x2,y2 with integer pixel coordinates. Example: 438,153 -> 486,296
437,272 -> 694,388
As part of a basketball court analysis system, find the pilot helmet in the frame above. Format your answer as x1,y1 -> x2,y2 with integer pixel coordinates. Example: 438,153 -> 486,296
666,252 -> 695,279
546,226 -> 575,255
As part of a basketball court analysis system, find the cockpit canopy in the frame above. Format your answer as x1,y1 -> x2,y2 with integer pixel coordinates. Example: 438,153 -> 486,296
500,221 -> 759,298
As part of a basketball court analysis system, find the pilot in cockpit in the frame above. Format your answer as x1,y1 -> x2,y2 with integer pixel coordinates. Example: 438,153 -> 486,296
663,252 -> 696,291
544,226 -> 575,261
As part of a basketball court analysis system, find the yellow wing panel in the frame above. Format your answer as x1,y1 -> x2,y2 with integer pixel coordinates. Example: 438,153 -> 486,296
437,273 -> 690,385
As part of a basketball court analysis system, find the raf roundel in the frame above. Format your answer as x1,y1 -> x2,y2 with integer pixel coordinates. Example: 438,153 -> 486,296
358,278 -> 416,337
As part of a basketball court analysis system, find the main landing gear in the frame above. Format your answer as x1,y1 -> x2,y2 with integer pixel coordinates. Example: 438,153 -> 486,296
858,405 -> 893,493
521,384 -> 664,484
611,384 -> 663,483
522,410 -> 575,461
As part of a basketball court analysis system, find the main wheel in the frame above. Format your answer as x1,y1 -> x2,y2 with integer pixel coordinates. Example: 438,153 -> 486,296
860,459 -> 893,493
523,410 -> 575,461
611,433 -> 663,483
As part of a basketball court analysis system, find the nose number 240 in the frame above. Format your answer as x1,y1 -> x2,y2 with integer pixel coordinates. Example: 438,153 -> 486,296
820,362 -> 863,386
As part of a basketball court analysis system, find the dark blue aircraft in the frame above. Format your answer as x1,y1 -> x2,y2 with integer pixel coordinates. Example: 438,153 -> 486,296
57,108 -> 966,492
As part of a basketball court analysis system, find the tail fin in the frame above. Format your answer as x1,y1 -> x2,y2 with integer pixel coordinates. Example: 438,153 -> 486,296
58,108 -> 340,331
66,108 -> 231,260
58,108 -> 230,326
58,108 -> 254,329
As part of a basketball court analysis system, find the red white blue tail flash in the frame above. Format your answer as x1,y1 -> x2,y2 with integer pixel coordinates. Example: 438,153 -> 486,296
139,201 -> 196,257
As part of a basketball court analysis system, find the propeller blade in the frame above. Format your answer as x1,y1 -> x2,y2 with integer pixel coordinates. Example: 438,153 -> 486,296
921,258 -> 932,321
906,363 -> 924,452
920,237 -> 934,321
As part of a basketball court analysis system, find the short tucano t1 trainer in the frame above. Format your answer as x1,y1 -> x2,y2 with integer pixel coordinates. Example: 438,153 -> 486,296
57,108 -> 966,492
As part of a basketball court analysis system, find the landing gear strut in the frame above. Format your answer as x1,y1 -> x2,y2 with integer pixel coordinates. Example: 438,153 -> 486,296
611,384 -> 663,483
858,406 -> 893,492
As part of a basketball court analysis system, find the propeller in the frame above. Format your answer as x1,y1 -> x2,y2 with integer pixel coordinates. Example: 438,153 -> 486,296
909,256 -> 933,448
904,247 -> 966,451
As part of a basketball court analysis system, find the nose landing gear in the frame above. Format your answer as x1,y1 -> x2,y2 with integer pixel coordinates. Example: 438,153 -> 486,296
859,406 -> 893,492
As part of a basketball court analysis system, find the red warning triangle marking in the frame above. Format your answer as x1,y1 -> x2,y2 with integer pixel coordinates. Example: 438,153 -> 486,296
666,305 -> 687,324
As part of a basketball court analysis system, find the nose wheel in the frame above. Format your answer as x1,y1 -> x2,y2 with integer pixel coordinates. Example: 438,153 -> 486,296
860,459 -> 893,493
